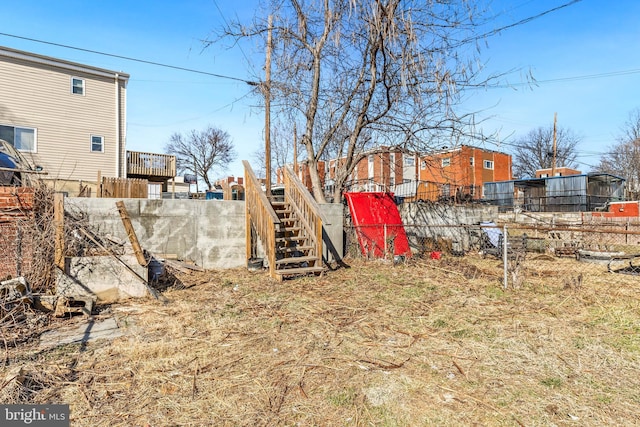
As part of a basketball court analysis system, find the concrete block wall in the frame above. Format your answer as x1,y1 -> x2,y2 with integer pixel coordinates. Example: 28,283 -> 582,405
67,198 -> 344,270
398,203 -> 499,252
319,203 -> 344,263
58,254 -> 149,302
0,187 -> 35,279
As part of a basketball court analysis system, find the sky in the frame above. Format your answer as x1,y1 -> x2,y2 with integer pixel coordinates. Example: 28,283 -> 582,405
1,0 -> 639,178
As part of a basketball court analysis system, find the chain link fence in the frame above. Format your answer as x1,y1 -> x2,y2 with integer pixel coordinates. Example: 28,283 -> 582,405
345,220 -> 640,288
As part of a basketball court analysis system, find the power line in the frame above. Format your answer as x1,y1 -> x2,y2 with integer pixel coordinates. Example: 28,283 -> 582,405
0,31 -> 254,84
488,68 -> 640,89
129,91 -> 253,128
464,0 -> 584,46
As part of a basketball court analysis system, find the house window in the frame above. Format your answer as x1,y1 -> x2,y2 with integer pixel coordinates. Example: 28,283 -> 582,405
71,77 -> 85,95
484,160 -> 494,170
442,157 -> 451,167
404,156 -> 414,167
0,125 -> 36,152
470,157 -> 474,166
91,135 -> 104,152
421,160 -> 427,170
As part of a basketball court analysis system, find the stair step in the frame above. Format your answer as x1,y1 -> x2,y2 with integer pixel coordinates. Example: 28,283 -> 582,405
275,265 -> 325,278
276,235 -> 307,243
276,227 -> 302,234
275,255 -> 319,266
276,245 -> 313,253
279,217 -> 298,223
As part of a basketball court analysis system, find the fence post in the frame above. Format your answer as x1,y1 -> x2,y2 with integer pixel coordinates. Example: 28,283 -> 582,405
54,193 -> 65,270
383,223 -> 387,259
503,224 -> 508,289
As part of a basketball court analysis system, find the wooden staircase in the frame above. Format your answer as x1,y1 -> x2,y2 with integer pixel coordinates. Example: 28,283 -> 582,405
243,161 -> 326,280
272,200 -> 325,277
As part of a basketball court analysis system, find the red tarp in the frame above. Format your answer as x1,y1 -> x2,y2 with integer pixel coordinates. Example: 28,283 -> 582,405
344,192 -> 411,258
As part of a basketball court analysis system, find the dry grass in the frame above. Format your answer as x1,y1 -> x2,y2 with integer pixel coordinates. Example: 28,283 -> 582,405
2,255 -> 640,426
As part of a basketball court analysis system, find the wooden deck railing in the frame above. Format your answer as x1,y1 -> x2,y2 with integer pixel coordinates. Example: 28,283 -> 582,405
126,151 -> 176,178
283,165 -> 328,263
243,160 -> 280,277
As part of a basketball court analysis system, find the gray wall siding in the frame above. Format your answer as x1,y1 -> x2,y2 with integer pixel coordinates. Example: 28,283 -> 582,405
0,54 -> 124,181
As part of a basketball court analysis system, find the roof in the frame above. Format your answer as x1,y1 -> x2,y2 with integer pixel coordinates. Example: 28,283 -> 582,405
0,45 -> 129,81
424,144 -> 509,157
484,172 -> 625,189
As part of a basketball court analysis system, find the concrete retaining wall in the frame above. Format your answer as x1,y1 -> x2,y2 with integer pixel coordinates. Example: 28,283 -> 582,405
66,198 -> 344,270
398,203 -> 499,252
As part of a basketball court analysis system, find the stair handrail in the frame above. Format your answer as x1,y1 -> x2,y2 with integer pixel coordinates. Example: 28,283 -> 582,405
243,160 -> 280,277
283,164 -> 328,263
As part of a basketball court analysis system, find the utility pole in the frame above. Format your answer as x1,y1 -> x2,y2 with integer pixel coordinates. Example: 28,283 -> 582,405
193,155 -> 199,195
293,122 -> 298,175
552,112 -> 557,177
265,15 -> 273,196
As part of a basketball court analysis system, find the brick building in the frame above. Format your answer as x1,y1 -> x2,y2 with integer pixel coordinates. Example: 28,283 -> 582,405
213,176 -> 245,201
276,145 -> 510,202
535,167 -> 581,178
418,145 -> 512,200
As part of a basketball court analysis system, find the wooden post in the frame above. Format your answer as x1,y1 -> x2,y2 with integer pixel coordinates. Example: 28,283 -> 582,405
115,201 -> 147,266
97,170 -> 102,198
54,193 -> 65,270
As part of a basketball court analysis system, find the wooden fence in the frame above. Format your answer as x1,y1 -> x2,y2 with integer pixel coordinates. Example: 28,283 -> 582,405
99,177 -> 148,198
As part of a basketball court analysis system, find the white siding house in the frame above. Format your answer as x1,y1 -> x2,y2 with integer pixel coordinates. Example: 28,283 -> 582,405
0,46 -> 128,194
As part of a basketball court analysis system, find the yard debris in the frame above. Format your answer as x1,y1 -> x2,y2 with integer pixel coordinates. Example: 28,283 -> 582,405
0,366 -> 26,401
0,277 -> 49,348
0,277 -> 32,304
32,294 -> 57,312
53,295 -> 95,317
164,259 -> 205,273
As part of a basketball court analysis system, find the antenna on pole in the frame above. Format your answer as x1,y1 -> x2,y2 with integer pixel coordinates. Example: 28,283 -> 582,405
552,112 -> 557,177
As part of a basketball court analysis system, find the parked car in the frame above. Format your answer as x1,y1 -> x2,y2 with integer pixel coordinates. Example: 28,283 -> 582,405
0,139 -> 40,185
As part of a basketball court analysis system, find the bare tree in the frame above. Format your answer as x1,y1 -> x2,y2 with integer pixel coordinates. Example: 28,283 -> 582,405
165,126 -> 236,190
215,0 -> 508,202
511,125 -> 581,178
597,109 -> 640,199
251,119 -> 297,182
